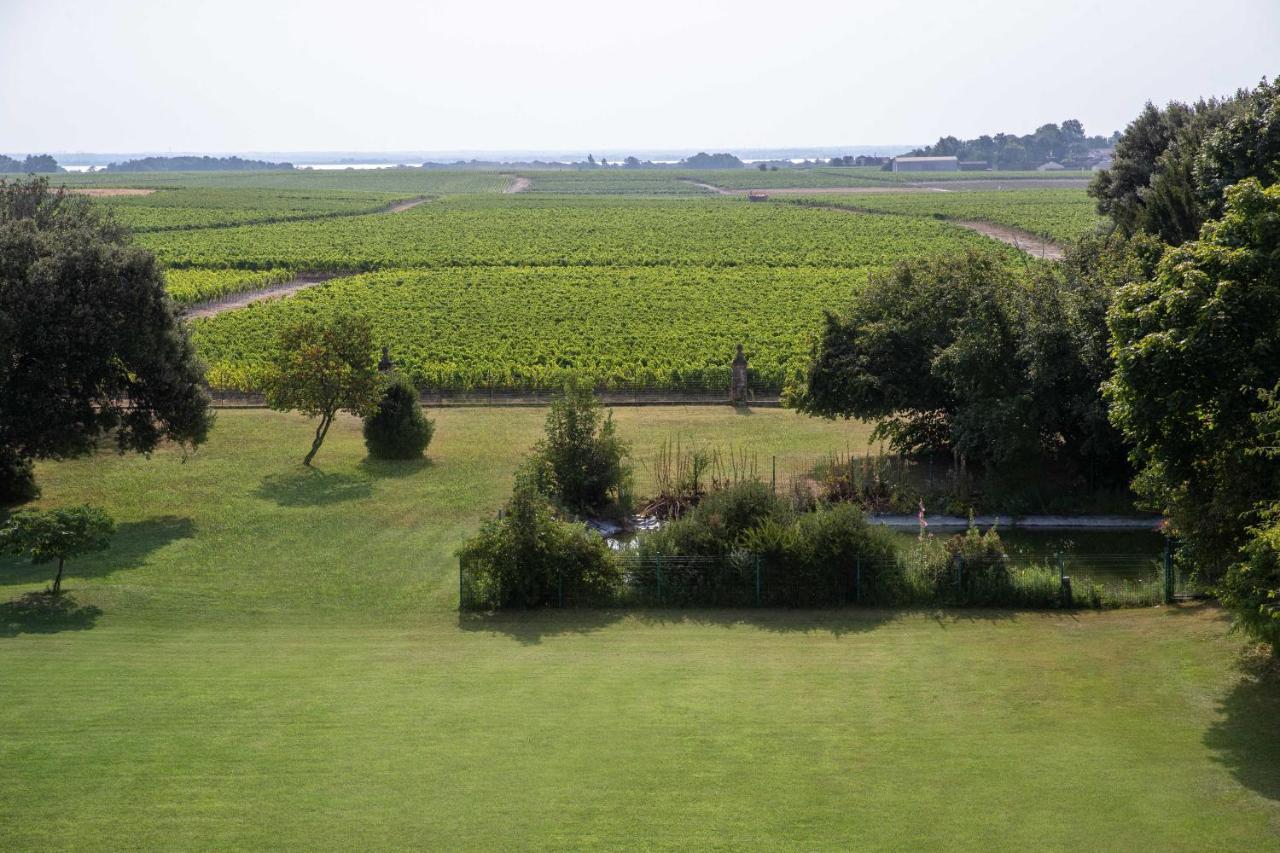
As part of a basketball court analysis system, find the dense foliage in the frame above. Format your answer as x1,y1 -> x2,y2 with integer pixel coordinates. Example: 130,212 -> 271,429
264,313 -> 382,466
1107,180 -> 1280,585
363,377 -> 434,460
0,505 -> 114,595
105,156 -> 293,172
525,380 -> 631,516
908,119 -> 1115,169
0,178 -> 212,498
679,152 -> 744,169
793,246 -> 1135,486
0,154 -> 61,173
458,471 -> 619,609
1089,77 -> 1277,245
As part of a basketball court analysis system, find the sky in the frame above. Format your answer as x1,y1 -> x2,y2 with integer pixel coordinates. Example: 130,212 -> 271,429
2,0 -> 1278,156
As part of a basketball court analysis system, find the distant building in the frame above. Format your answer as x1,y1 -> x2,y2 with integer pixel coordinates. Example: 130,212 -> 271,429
958,160 -> 990,171
1091,156 -> 1114,172
891,156 -> 959,173
1037,161 -> 1067,171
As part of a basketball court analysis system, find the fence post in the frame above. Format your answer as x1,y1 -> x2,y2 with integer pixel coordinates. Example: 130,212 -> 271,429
1163,539 -> 1174,604
755,555 -> 762,606
1057,552 -> 1064,584
771,456 -> 776,494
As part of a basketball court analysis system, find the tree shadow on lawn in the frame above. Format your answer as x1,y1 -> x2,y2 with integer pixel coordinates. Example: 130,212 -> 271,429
256,468 -> 374,506
1204,649 -> 1280,802
0,593 -> 102,638
0,515 -> 195,590
458,606 -> 1028,646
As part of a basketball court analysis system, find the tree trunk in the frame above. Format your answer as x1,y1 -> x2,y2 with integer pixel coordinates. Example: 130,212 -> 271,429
303,412 -> 334,467
52,557 -> 65,595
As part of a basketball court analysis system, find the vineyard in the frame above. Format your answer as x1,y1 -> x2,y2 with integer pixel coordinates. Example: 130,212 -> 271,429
515,171 -> 717,195
141,194 -> 1017,272
42,169 -> 1093,391
787,187 -> 1104,243
192,266 -> 881,391
94,187 -> 410,231
165,268 -> 298,306
52,168 -> 513,194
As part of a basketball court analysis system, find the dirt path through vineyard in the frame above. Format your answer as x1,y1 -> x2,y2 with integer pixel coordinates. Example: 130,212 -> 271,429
181,272 -> 343,320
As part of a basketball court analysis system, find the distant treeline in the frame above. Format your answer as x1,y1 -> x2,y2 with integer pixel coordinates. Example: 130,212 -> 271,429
0,154 -> 62,173
105,156 -> 293,172
909,121 -> 1119,169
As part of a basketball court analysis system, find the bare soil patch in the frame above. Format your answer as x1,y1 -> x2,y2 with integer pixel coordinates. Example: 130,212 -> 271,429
682,180 -> 733,196
182,272 -> 341,320
62,188 -> 157,197
952,220 -> 1065,260
504,176 -> 532,193
384,197 -> 429,213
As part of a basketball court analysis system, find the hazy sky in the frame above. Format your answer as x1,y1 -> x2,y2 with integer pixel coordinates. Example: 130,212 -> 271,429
2,0 -> 1277,154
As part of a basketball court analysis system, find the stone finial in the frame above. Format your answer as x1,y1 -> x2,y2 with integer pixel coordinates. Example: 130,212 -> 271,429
378,345 -> 394,373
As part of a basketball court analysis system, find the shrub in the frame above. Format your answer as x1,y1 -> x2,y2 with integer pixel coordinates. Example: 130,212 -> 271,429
458,473 -> 619,609
363,378 -> 434,460
640,480 -> 789,558
742,503 -> 901,606
911,522 -> 1011,604
637,483 -> 899,606
531,378 -> 631,516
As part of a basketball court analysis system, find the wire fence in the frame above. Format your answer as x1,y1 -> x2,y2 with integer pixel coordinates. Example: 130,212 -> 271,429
460,547 -> 1194,611
207,374 -> 785,408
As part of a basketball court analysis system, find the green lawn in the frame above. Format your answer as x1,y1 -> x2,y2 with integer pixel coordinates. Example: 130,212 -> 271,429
2,408 -> 1277,850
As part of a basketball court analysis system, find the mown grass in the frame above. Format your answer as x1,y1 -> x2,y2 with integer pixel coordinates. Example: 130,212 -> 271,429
1,408 -> 1277,850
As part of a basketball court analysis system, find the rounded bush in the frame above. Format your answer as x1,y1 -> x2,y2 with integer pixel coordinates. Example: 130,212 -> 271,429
363,379 -> 434,460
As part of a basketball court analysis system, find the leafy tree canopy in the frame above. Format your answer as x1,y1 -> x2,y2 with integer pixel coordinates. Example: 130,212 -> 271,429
791,247 -> 1138,482
0,505 -> 114,595
1090,76 -> 1278,244
0,178 -> 212,499
1107,178 -> 1280,580
908,120 -> 1112,169
266,313 -> 382,466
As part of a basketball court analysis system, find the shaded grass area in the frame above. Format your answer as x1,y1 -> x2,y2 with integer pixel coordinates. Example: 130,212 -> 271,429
1,409 -> 1277,849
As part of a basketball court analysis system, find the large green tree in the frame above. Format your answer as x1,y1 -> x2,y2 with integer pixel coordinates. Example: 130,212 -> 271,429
791,249 -> 1133,482
1106,179 -> 1280,582
0,178 -> 212,501
1090,77 -> 1277,245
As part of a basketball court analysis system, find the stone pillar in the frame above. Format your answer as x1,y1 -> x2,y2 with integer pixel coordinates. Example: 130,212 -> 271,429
730,344 -> 749,404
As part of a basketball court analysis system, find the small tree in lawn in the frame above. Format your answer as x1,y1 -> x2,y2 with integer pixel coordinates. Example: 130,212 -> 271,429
266,314 -> 382,466
0,505 -> 114,595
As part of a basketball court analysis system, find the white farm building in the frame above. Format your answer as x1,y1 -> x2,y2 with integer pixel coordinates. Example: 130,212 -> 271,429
891,155 -> 959,172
